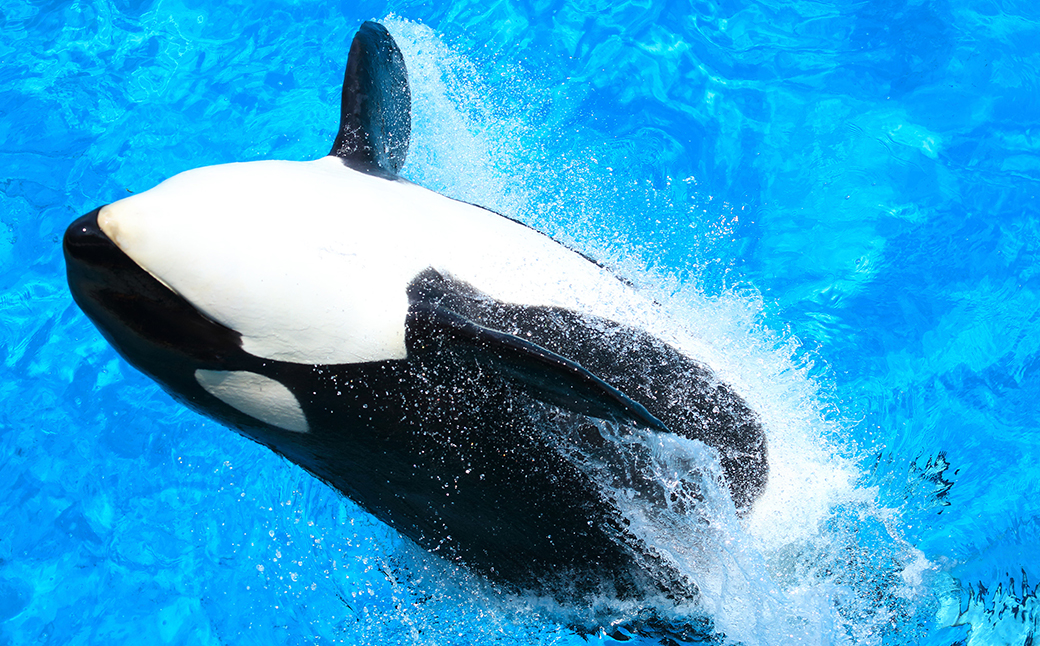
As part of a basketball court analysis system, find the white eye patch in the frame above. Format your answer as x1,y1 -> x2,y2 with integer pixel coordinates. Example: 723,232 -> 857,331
195,369 -> 309,433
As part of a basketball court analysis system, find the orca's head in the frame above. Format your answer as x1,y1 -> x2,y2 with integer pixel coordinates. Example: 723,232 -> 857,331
60,21 -> 416,439
63,205 -> 244,396
64,198 -> 316,438
63,17 -> 414,381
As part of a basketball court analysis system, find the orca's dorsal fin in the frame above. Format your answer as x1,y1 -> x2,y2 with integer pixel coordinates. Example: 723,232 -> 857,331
330,21 -> 411,176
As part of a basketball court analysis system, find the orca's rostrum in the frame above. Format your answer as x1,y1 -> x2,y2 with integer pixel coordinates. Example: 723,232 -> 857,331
63,21 -> 767,600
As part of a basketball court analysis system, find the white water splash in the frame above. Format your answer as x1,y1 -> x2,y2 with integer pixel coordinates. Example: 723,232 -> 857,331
373,17 -> 933,645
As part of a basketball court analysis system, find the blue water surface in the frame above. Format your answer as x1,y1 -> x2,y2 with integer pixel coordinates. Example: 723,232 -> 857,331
2,0 -> 1039,644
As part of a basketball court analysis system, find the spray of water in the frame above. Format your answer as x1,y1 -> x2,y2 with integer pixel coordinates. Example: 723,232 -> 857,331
370,17 -> 935,645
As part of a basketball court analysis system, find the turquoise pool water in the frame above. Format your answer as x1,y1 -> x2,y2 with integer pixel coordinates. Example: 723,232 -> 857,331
2,0 -> 1038,644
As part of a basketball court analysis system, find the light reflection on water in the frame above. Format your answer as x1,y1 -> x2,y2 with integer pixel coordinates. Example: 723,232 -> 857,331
1,1 -> 1038,644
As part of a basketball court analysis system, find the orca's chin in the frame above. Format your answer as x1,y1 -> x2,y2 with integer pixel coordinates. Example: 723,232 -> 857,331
63,208 -> 243,386
64,208 -> 118,276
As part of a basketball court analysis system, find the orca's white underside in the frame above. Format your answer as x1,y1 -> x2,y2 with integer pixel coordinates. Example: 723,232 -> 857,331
99,156 -> 650,366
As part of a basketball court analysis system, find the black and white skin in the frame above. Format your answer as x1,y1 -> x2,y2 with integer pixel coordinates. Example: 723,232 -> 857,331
63,21 -> 767,601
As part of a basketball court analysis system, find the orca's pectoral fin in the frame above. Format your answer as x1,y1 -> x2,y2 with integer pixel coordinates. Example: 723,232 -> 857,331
406,301 -> 669,433
330,21 -> 411,176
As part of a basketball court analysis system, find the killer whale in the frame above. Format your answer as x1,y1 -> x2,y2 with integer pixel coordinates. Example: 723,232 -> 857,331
63,21 -> 767,600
